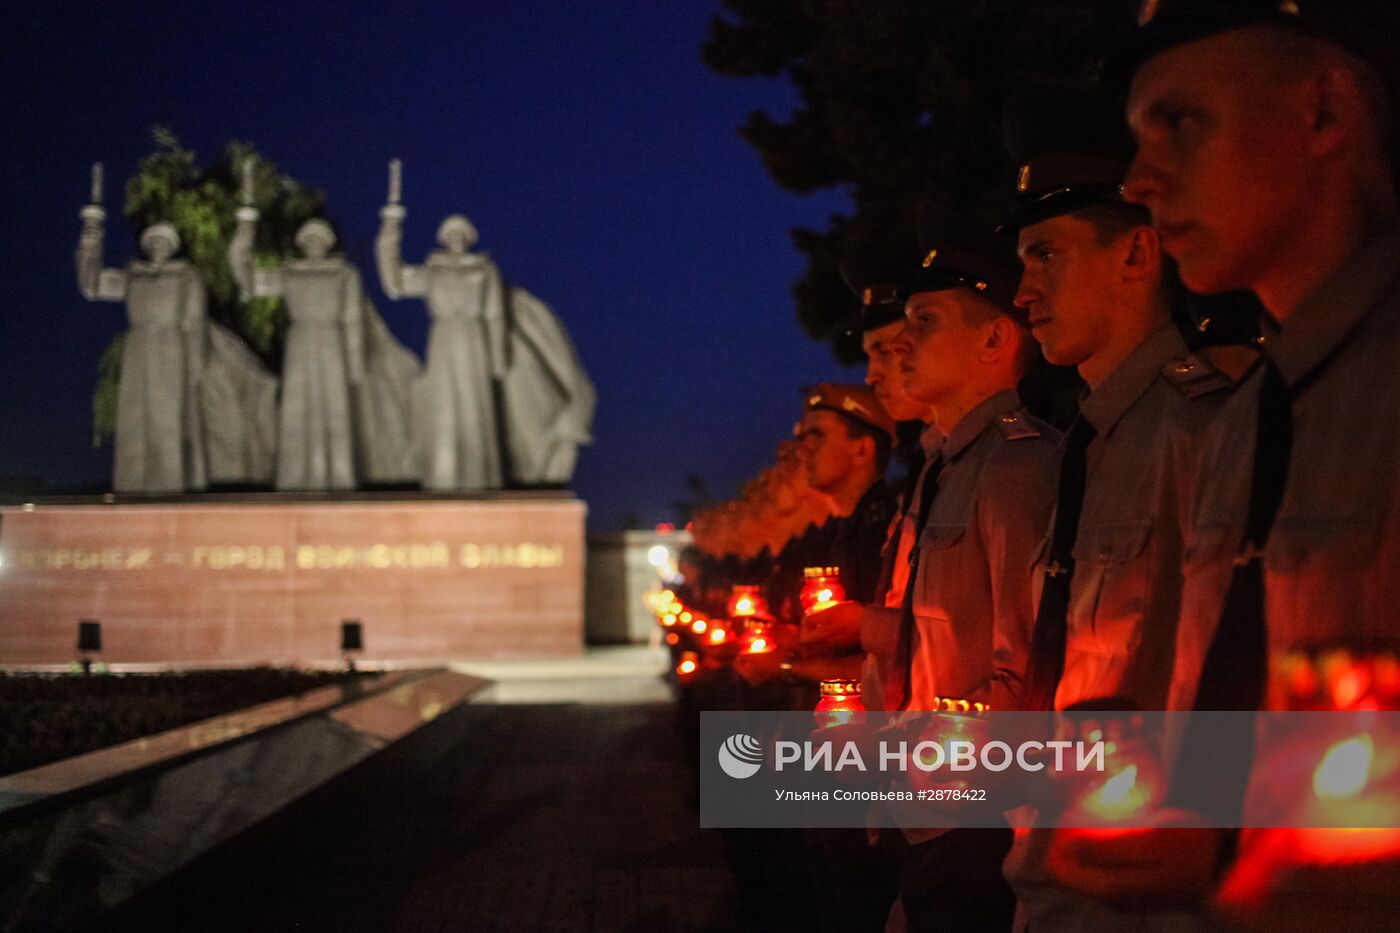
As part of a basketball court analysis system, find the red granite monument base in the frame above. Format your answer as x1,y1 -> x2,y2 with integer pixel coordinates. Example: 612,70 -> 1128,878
0,493 -> 585,665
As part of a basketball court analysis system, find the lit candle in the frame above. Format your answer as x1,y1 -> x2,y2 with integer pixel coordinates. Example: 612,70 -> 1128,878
814,679 -> 866,729
800,566 -> 846,614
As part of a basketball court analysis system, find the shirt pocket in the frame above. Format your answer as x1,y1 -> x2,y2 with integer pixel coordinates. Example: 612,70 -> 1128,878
1070,519 -> 1153,651
912,522 -> 969,620
1267,515 -> 1381,573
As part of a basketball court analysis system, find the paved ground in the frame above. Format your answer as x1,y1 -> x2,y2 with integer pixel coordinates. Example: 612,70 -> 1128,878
103,648 -> 740,932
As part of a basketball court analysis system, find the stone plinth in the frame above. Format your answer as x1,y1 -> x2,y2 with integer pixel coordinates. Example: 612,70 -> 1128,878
0,493 -> 584,665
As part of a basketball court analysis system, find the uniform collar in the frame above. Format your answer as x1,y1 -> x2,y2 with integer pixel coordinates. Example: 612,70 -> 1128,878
1261,232 -> 1400,388
919,422 -> 944,457
1080,323 -> 1186,437
940,389 -> 1021,462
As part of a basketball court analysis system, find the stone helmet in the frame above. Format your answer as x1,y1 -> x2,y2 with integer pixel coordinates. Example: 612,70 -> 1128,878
436,214 -> 479,251
139,222 -> 181,258
294,218 -> 337,254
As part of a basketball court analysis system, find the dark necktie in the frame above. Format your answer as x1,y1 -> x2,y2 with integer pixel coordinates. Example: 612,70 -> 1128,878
1170,360 -> 1290,822
1021,415 -> 1097,712
890,451 -> 944,711
875,448 -> 927,601
1192,360 -> 1290,712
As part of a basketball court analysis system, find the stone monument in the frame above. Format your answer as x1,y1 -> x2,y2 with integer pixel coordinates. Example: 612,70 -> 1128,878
230,168 -> 366,491
375,160 -> 508,491
502,286 -> 595,484
76,164 -> 277,493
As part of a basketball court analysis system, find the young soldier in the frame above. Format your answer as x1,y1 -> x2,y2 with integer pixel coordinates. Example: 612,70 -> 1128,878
800,258 -> 939,707
880,202 -> 1062,932
998,78 -> 1248,932
1045,0 -> 1400,916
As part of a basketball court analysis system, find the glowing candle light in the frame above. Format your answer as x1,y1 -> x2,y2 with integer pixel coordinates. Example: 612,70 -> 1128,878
814,679 -> 866,729
800,566 -> 847,614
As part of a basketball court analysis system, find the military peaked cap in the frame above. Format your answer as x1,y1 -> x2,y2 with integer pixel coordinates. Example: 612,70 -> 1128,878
999,80 -> 1135,234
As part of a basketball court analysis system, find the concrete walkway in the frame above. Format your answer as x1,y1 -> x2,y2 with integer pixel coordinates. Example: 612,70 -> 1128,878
103,648 -> 738,932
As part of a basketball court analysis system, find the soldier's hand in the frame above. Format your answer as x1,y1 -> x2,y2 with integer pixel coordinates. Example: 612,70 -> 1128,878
800,601 -> 863,653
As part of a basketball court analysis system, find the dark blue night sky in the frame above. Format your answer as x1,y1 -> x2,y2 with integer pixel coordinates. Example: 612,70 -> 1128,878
0,0 -> 855,531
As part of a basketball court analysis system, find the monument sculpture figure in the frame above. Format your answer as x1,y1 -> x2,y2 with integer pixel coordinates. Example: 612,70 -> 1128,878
230,172 -> 365,491
76,194 -> 206,494
502,286 -> 595,485
375,160 -> 507,491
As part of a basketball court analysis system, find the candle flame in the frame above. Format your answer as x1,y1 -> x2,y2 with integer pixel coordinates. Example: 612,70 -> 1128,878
735,598 -> 754,615
748,637 -> 768,653
1314,734 -> 1373,800
692,619 -> 708,635
1098,765 -> 1138,806
678,659 -> 697,675
709,628 -> 727,644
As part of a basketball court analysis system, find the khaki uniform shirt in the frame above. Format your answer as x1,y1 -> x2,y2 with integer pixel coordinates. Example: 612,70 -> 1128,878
861,425 -> 942,713
906,390 -> 1061,712
1009,325 -> 1239,933
1171,233 -> 1400,713
1043,324 -> 1236,711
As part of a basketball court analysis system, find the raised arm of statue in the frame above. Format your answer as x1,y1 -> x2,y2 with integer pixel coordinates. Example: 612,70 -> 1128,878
229,206 -> 282,299
343,269 -> 366,384
374,204 -> 428,299
75,205 -> 127,301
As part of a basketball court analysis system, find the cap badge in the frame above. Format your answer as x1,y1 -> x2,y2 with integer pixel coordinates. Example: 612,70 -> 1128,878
808,394 -> 822,406
1017,164 -> 1032,192
921,249 -> 938,268
1277,0 -> 1300,15
841,397 -> 868,416
974,281 -> 988,291
862,287 -> 875,305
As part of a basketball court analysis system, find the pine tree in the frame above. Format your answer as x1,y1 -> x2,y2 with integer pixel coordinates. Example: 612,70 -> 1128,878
702,0 -> 1133,363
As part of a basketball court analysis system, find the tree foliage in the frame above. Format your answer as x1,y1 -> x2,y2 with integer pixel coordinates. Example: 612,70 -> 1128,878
703,0 -> 1135,362
93,128 -> 330,442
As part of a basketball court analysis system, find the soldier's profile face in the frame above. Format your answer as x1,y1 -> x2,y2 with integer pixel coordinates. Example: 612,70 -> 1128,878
1124,28 -> 1317,294
896,289 -> 984,406
862,320 -> 924,422
798,409 -> 858,493
1014,214 -> 1124,368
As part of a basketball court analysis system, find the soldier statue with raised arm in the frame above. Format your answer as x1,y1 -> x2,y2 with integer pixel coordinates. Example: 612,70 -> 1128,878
375,160 -> 508,491
76,163 -> 207,494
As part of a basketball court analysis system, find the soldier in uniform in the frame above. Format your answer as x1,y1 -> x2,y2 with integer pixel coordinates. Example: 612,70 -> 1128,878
794,383 -> 897,607
873,202 -> 1062,931
800,257 -> 939,709
996,77 -> 1250,932
1042,0 -> 1400,917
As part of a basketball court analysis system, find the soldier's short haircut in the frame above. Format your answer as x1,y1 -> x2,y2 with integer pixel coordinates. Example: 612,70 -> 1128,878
1069,201 -> 1154,246
835,413 -> 893,475
954,289 -> 1041,379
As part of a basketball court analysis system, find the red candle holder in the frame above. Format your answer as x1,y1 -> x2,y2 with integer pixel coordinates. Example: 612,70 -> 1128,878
814,678 -> 866,729
1055,711 -> 1165,827
1218,646 -> 1400,925
800,566 -> 846,615
727,585 -> 766,620
675,651 -> 700,683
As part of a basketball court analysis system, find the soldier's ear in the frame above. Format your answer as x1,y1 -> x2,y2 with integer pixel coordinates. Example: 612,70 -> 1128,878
1121,226 -> 1161,283
980,315 -> 1014,361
